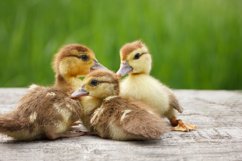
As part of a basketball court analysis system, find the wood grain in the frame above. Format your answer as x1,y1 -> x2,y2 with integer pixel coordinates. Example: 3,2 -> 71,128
0,88 -> 242,161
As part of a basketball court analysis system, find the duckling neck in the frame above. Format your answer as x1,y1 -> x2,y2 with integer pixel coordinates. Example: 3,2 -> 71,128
80,96 -> 103,130
54,74 -> 82,92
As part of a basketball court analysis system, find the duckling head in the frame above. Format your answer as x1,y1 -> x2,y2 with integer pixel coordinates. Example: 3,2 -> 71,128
71,70 -> 119,99
116,40 -> 152,77
53,44 -> 105,78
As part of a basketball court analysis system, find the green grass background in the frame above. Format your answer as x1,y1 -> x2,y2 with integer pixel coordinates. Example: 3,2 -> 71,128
0,0 -> 241,89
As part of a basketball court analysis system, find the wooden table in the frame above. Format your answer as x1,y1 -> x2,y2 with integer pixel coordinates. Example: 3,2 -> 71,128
0,88 -> 242,161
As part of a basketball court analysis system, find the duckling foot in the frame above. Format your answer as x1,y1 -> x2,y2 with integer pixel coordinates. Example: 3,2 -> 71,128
172,120 -> 196,132
60,130 -> 88,138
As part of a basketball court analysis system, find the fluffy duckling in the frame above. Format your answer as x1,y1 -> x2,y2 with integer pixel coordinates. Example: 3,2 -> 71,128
52,44 -> 105,91
116,40 -> 196,132
0,44 -> 105,141
71,70 -> 169,141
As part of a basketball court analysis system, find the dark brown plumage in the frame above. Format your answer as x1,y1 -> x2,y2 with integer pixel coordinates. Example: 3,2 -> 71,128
0,87 -> 81,140
0,44 -> 104,141
91,96 -> 169,140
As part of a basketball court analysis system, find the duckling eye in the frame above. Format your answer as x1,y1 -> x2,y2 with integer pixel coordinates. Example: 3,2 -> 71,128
90,79 -> 99,86
134,53 -> 140,60
80,54 -> 89,61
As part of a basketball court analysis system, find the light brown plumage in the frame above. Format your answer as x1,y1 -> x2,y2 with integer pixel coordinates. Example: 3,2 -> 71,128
116,40 -> 196,132
72,70 -> 169,141
0,44 -> 104,141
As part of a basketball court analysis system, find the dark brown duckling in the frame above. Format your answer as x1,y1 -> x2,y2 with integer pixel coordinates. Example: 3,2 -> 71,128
72,70 -> 169,141
0,44 -> 105,141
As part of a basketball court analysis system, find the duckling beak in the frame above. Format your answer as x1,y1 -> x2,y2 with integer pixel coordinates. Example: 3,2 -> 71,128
91,60 -> 107,71
71,88 -> 89,98
116,61 -> 133,77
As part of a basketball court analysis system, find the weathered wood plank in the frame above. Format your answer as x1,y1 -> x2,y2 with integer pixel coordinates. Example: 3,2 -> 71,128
0,88 -> 242,161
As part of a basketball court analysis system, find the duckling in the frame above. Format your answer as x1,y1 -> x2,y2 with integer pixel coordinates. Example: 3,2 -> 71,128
52,44 -> 105,91
71,70 -> 169,141
0,44 -> 105,141
116,40 -> 196,132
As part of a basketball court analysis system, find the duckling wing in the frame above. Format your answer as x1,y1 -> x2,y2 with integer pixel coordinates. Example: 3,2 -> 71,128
17,87 -> 81,130
120,105 -> 169,140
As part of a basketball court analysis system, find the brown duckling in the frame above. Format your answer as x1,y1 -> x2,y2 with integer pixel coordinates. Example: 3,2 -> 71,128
0,44 -> 105,141
116,40 -> 196,132
71,70 -> 169,141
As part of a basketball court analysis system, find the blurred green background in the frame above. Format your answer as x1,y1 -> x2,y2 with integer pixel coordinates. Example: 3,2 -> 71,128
0,0 -> 241,89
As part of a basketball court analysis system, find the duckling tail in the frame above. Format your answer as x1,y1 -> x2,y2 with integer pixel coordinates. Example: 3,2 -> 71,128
0,115 -> 30,137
